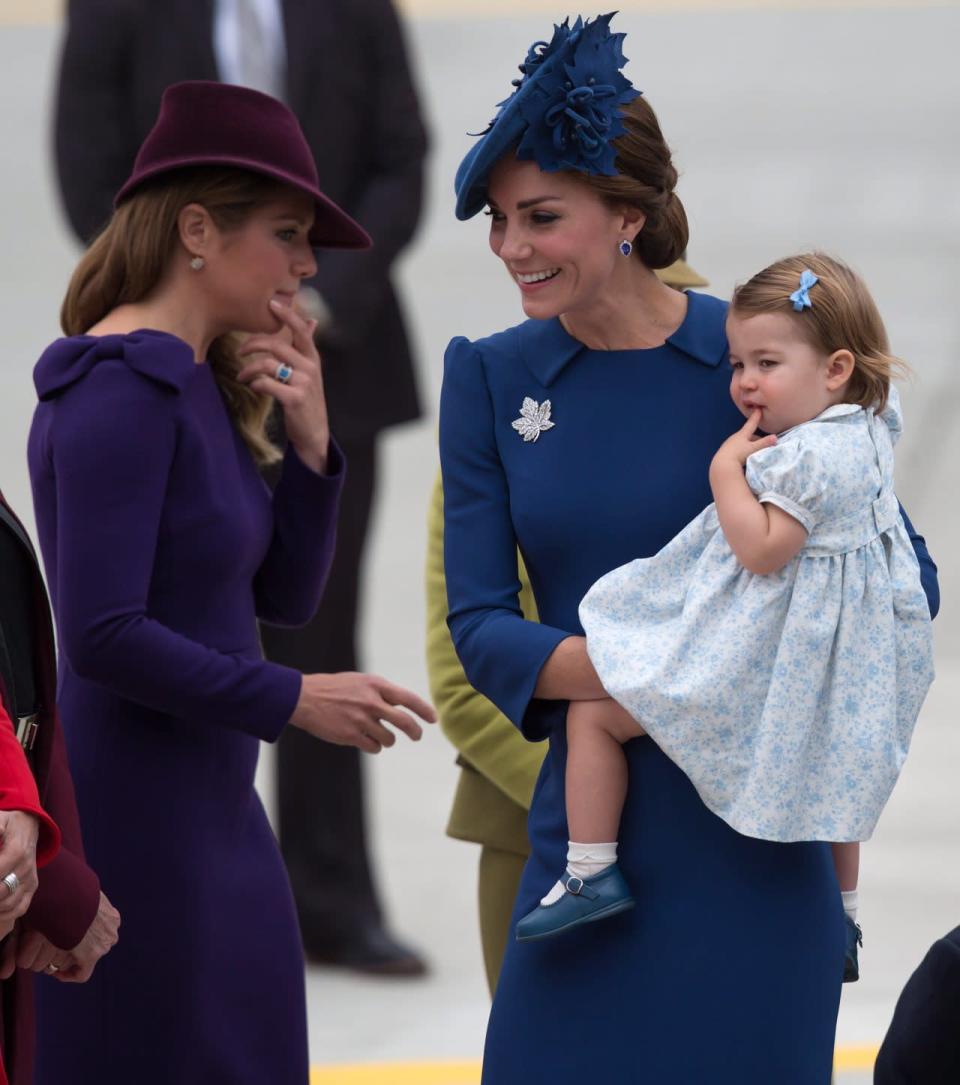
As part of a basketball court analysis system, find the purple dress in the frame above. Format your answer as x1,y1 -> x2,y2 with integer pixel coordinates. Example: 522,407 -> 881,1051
28,331 -> 344,1084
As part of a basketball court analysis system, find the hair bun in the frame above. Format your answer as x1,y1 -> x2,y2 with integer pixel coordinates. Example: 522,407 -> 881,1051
637,188 -> 689,270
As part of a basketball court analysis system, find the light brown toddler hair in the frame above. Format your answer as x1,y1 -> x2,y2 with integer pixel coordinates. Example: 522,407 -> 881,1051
730,252 -> 907,412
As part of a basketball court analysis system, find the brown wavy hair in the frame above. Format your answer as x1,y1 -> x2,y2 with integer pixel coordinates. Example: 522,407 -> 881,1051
61,166 -> 291,464
730,252 -> 907,412
575,96 -> 689,270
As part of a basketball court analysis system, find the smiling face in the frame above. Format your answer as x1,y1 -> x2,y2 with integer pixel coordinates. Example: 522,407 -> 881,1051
485,156 -> 639,321
192,189 -> 318,334
726,310 -> 853,434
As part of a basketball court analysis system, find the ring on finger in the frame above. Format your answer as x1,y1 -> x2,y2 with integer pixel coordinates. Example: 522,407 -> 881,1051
2,872 -> 18,896
275,362 -> 294,384
45,963 -> 60,974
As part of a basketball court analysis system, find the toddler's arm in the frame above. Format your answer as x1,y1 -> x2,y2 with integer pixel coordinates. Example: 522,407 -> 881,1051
708,411 -> 807,576
568,698 -> 648,742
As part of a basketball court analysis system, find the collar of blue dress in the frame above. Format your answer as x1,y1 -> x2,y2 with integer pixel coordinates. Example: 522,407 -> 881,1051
517,290 -> 729,387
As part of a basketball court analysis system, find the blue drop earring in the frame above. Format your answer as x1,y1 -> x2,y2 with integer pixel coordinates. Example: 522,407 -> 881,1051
619,239 -> 633,257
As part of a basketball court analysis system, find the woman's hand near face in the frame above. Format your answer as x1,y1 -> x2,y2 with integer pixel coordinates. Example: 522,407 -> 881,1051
236,300 -> 330,473
290,673 -> 437,754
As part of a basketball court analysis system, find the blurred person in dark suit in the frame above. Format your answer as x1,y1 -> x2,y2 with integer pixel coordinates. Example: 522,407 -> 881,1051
0,491 -> 117,1085
53,0 -> 429,975
873,926 -> 960,1085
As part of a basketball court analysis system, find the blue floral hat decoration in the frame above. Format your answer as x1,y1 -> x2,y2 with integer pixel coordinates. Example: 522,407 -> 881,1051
454,12 -> 641,220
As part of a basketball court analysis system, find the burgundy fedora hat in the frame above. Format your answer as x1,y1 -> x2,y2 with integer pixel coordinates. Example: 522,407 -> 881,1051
114,81 -> 371,250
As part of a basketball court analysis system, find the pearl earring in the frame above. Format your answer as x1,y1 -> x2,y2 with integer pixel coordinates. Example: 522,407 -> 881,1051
189,256 -> 205,271
618,240 -> 633,258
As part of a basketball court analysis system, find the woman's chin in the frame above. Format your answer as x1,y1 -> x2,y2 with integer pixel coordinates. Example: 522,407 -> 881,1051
235,314 -> 281,336
519,295 -> 562,322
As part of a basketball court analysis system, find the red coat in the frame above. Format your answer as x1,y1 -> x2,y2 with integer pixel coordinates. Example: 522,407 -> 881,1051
0,705 -> 61,1085
0,494 -> 100,1085
0,707 -> 60,862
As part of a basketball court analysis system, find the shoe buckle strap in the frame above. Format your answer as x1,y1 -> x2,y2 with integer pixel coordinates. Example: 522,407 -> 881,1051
565,876 -> 599,900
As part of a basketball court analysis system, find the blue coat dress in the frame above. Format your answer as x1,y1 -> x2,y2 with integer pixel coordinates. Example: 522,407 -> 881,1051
27,331 -> 345,1084
439,292 -> 938,1083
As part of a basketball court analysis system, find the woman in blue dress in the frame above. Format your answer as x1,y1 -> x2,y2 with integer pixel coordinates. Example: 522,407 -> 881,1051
439,16 -> 938,1082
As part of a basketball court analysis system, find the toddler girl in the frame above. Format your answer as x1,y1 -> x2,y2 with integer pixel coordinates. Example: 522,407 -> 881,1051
516,254 -> 935,983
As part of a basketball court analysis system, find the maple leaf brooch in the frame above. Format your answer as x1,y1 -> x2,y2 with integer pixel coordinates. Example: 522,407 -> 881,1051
511,397 -> 556,442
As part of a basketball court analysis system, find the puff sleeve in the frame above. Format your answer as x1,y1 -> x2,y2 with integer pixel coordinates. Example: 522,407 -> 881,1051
440,337 -> 571,740
744,437 -> 828,534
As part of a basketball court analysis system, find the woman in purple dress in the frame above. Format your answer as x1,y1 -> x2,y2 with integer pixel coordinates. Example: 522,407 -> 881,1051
27,82 -> 434,1084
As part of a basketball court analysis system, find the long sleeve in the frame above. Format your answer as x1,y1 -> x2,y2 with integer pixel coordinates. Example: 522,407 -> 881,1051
425,472 -> 544,810
0,707 -> 59,867
54,0 -> 137,243
899,503 -> 939,619
255,440 -> 345,626
439,337 -> 571,741
47,362 -> 301,742
23,714 -> 100,950
311,0 -> 428,348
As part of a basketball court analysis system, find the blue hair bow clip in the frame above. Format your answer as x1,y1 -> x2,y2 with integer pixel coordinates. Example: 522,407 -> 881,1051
789,269 -> 819,312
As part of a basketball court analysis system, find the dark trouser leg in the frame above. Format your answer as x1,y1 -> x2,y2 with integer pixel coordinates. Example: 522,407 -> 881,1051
261,437 -> 381,948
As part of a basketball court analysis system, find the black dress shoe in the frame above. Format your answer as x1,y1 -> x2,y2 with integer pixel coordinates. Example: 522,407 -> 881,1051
304,926 -> 429,977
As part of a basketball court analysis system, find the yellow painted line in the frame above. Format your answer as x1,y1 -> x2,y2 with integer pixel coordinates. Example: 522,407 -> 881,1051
4,0 -> 959,27
311,1063 -> 480,1085
834,1044 -> 880,1072
1,0 -> 60,24
309,1048 -> 880,1083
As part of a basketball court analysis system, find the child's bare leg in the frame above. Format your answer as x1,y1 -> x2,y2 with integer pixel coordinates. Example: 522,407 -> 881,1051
831,842 -> 860,893
516,700 -> 643,936
833,842 -> 863,981
566,697 -> 641,843
537,699 -> 643,907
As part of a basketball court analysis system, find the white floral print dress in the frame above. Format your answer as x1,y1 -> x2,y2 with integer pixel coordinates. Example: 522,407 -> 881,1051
579,388 -> 934,843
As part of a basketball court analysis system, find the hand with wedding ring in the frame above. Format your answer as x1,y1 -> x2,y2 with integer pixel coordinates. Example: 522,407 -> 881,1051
290,672 -> 437,754
12,891 -> 122,984
236,300 -> 330,475
0,927 -> 72,980
0,809 -> 40,938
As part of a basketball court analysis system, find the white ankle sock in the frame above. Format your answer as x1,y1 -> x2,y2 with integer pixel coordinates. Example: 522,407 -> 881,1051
841,889 -> 859,922
540,842 -> 618,906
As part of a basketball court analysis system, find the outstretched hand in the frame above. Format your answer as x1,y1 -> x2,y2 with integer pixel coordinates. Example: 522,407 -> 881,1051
291,672 -> 437,753
713,410 -> 778,469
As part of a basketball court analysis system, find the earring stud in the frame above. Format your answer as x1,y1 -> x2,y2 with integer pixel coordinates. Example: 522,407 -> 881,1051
189,256 -> 205,271
618,240 -> 633,258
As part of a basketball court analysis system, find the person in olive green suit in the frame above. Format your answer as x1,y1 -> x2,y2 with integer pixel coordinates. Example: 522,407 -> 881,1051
426,257 -> 708,994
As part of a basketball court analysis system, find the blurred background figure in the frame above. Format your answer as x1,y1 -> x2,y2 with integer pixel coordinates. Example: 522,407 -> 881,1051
0,488 -> 113,1085
426,256 -> 710,995
53,0 -> 430,976
873,924 -> 960,1085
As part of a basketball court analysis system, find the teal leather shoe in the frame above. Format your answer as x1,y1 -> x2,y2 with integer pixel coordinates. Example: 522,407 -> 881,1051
515,864 -> 635,942
843,915 -> 862,983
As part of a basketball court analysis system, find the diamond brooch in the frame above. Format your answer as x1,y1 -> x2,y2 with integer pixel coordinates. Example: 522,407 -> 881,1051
512,397 -> 556,442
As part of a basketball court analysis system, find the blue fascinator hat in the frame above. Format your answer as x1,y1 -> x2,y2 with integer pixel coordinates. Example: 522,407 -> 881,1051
454,12 -> 641,221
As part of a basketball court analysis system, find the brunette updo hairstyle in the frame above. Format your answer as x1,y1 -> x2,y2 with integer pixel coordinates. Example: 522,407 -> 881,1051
731,252 -> 907,412
576,95 -> 689,270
